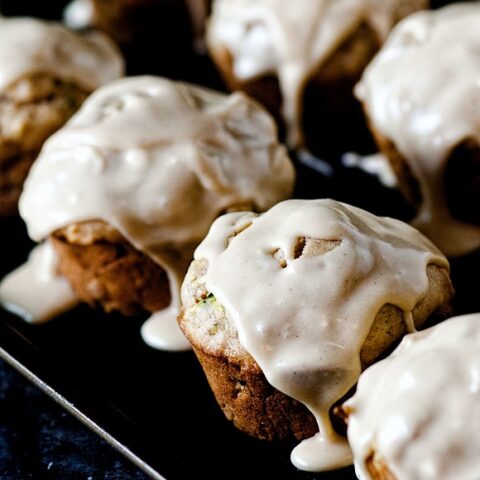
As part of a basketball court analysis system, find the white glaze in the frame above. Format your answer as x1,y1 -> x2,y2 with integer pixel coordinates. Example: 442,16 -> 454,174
346,313 -> 480,480
6,76 -> 293,350
0,16 -> 123,92
64,0 -> 95,30
207,0 -> 427,147
342,152 -> 397,188
141,307 -> 191,352
194,198 -> 448,471
0,242 -> 79,324
356,3 -> 480,256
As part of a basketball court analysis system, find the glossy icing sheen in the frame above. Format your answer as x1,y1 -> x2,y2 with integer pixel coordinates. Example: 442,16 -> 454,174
356,3 -> 480,256
207,0 -> 427,147
195,199 -> 447,471
0,242 -> 79,324
11,76 -> 294,350
0,16 -> 124,92
345,313 -> 480,480
342,152 -> 397,188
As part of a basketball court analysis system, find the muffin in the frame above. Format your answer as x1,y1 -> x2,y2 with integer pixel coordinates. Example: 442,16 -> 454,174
0,76 -> 294,351
356,3 -> 480,257
206,0 -> 428,154
0,16 -> 123,216
179,199 -> 453,471
343,313 -> 480,480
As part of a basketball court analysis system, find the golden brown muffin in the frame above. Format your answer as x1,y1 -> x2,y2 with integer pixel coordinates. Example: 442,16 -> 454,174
50,221 -> 171,316
207,0 -> 428,155
179,237 -> 453,441
356,4 -> 480,256
0,75 -> 88,215
211,23 -> 380,154
6,77 -> 293,353
0,16 -> 123,215
50,201 -> 255,317
340,313 -> 480,480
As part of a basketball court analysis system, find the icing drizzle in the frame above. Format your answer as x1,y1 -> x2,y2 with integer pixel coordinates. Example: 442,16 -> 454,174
0,16 -> 124,92
346,313 -> 480,480
207,0 -> 427,147
195,198 -> 447,471
4,76 -> 294,350
356,3 -> 480,256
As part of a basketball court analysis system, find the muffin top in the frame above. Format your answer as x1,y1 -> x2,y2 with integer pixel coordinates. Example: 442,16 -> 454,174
356,3 -> 480,256
21,76 -> 294,245
0,16 -> 124,92
19,75 -> 294,347
193,198 -> 448,471
345,313 -> 480,480
207,0 -> 428,146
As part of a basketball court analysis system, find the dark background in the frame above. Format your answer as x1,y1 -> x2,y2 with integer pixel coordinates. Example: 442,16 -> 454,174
0,357 -> 148,479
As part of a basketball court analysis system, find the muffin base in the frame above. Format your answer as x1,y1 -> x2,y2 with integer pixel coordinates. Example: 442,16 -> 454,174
179,247 -> 453,442
51,222 -> 171,316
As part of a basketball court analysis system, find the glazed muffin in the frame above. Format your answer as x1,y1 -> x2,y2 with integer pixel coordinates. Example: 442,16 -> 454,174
206,0 -> 428,154
0,16 -> 124,215
0,76 -> 294,351
356,3 -> 480,257
65,0 -> 210,50
343,313 -> 480,480
179,199 -> 453,472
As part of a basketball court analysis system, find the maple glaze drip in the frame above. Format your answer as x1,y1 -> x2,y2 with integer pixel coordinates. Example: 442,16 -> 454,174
1,76 -> 294,351
346,313 -> 480,480
0,242 -> 79,324
356,3 -> 480,256
195,199 -> 447,471
207,0 -> 428,147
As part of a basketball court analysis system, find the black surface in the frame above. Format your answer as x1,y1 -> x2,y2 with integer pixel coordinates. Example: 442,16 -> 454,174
0,358 -> 148,480
0,0 -> 478,479
1,161 -> 479,480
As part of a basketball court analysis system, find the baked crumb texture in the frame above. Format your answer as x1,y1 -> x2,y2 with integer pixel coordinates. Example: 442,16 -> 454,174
51,221 -> 171,316
208,0 -> 427,155
0,74 -> 87,215
50,202 -> 256,317
210,23 -> 379,154
179,238 -> 453,441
